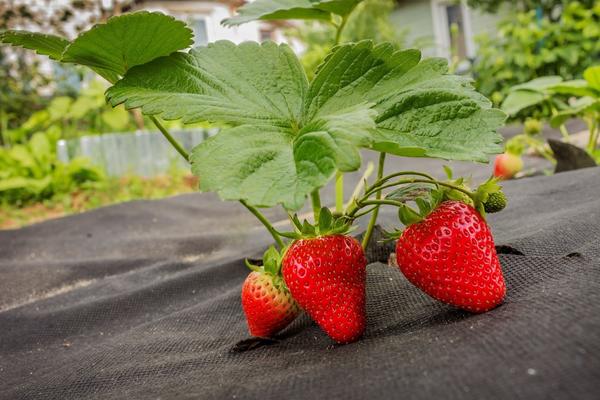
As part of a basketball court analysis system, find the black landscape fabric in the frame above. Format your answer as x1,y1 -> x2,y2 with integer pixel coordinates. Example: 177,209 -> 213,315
1,166 -> 599,400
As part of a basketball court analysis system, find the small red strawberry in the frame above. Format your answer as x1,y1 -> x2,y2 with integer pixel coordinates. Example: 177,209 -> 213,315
494,152 -> 523,180
396,200 -> 506,313
241,246 -> 300,337
241,271 -> 299,337
282,234 -> 366,343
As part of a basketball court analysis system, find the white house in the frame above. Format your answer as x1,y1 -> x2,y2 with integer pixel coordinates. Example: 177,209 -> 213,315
392,0 -> 504,60
129,0 -> 290,46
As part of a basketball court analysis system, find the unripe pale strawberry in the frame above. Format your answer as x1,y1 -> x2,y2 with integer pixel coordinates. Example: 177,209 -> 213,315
494,153 -> 523,180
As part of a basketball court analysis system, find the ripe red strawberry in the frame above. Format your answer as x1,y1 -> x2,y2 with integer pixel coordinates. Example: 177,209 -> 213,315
282,235 -> 366,344
396,201 -> 506,313
241,271 -> 300,337
494,152 -> 523,180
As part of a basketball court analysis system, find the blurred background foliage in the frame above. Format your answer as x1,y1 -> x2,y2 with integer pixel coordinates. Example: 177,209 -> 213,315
471,1 -> 600,119
1,0 -> 599,228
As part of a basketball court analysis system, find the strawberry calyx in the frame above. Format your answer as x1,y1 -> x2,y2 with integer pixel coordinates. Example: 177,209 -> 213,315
245,245 -> 285,282
277,207 -> 354,240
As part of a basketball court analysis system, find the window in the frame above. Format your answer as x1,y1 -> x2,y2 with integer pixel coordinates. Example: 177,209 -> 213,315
445,4 -> 467,59
191,17 -> 208,46
259,29 -> 274,42
431,0 -> 474,60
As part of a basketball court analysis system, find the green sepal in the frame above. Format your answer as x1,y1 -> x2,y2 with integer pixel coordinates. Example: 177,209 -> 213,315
398,204 -> 423,226
302,219 -> 316,236
443,165 -> 454,179
244,258 -> 262,272
430,189 -> 444,208
438,167 -> 475,206
290,214 -> 303,232
318,207 -> 333,234
290,207 -> 353,238
415,197 -> 432,216
262,245 -> 281,276
277,231 -> 302,239
382,228 -> 404,242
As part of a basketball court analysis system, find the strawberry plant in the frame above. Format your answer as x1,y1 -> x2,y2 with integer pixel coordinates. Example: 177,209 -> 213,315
1,1 -> 508,344
501,65 -> 600,166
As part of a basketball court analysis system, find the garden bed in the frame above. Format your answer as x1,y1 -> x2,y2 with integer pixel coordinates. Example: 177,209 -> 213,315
1,165 -> 598,399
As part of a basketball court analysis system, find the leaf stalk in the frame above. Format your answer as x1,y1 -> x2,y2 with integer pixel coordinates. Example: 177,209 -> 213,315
361,152 -> 386,249
150,116 -> 190,161
241,200 -> 285,249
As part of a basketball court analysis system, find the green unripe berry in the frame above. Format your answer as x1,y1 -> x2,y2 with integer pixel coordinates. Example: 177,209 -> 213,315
483,191 -> 508,213
524,118 -> 542,135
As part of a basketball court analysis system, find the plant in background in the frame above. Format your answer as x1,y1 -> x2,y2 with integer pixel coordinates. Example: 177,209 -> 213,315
472,1 -> 600,119
549,66 -> 600,161
1,1 -> 508,344
500,65 -> 600,165
467,0 -> 598,17
4,79 -> 136,146
0,129 -> 104,205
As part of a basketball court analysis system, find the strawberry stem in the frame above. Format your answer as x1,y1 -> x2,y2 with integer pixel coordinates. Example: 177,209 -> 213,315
241,200 -> 285,249
335,171 -> 344,213
150,118 -> 286,250
346,177 -> 478,220
361,152 -> 386,249
363,171 -> 436,198
311,190 -> 322,223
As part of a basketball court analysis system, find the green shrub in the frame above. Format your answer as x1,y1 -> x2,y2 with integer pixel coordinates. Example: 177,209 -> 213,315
472,1 -> 600,118
0,130 -> 105,205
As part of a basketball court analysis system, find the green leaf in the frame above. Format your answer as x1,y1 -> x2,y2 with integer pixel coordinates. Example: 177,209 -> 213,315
550,97 -> 599,127
221,0 -> 362,26
374,107 -> 505,162
107,41 -> 307,126
510,76 -> 563,91
101,106 -> 130,131
0,31 -> 69,60
1,12 -> 194,84
9,145 -> 37,171
313,0 -> 363,15
501,90 -> 546,116
548,80 -> 597,98
62,12 -> 193,78
28,132 -> 52,165
190,104 -> 374,210
0,176 -> 51,193
111,40 -> 504,210
222,0 -> 332,26
500,77 -> 565,116
584,66 -> 600,92
307,41 -> 504,162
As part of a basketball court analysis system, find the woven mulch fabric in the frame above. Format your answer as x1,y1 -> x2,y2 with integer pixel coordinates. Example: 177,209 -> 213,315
1,165 -> 599,400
